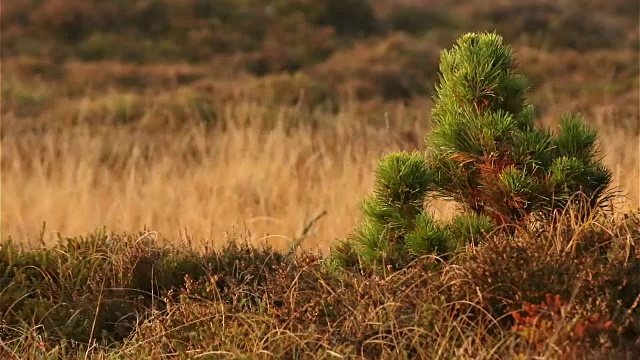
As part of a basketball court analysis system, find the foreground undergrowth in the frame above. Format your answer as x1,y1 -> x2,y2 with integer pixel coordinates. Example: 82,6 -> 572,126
1,208 -> 639,359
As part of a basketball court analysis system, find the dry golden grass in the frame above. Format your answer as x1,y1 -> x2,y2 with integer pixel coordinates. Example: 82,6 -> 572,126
2,99 -> 638,251
0,103 -> 422,250
2,41 -> 638,250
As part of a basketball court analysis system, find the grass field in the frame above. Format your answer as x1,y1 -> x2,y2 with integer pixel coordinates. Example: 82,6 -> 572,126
1,0 -> 639,358
2,100 -> 639,250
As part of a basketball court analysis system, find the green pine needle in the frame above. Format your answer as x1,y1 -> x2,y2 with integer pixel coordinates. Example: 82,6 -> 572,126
331,31 -> 616,273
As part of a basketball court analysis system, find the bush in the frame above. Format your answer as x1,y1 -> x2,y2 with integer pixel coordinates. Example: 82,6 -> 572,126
337,152 -> 443,271
27,0 -> 101,42
385,5 -> 453,35
330,32 -> 614,272
0,231 -> 298,347
311,34 -> 441,102
468,2 -> 630,51
443,212 -> 640,357
427,32 -> 613,226
273,0 -> 380,37
76,32 -> 122,61
245,13 -> 337,75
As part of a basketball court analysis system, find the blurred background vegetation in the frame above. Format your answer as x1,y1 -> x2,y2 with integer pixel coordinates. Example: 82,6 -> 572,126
2,0 -> 638,123
1,0 -> 639,244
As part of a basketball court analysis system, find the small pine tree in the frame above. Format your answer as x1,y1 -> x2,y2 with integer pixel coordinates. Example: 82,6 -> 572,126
427,32 -> 613,227
329,31 -> 614,272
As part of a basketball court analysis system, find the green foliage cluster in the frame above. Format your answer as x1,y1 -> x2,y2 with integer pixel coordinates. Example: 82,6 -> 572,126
331,32 -> 614,272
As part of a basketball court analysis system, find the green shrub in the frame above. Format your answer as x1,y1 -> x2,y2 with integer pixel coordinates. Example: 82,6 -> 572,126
330,32 -> 614,272
345,152 -> 441,270
427,32 -> 613,226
